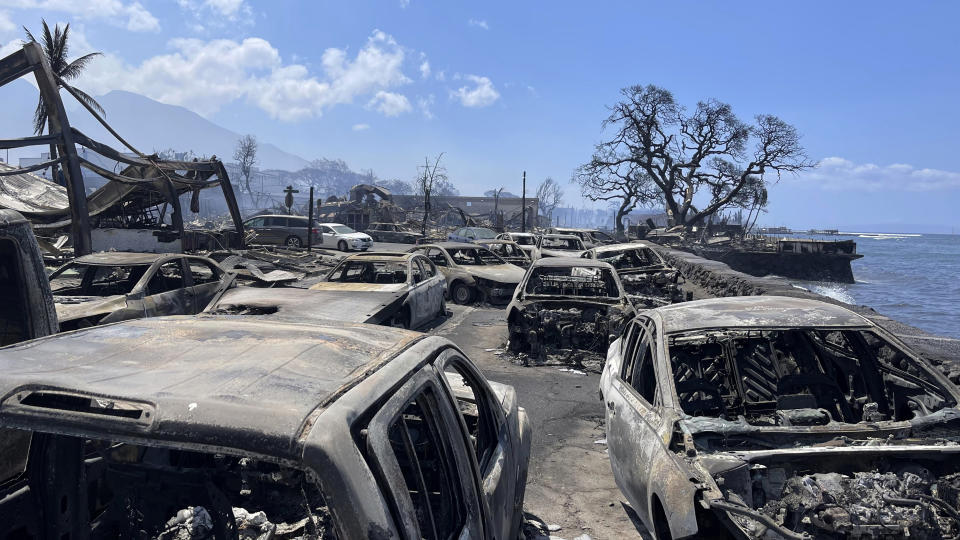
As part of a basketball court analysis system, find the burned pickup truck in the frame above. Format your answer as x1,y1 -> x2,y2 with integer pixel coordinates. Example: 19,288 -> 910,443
0,316 -> 531,540
600,296 -> 960,539
506,257 -> 636,364
582,242 -> 686,307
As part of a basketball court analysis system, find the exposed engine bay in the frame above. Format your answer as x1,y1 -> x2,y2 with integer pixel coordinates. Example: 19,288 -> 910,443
620,271 -> 685,308
508,301 -> 632,369
0,431 -> 336,539
668,328 -> 955,427
707,450 -> 960,539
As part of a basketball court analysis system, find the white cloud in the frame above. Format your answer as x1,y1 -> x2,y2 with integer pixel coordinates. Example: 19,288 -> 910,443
451,74 -> 499,107
435,69 -> 446,81
419,60 -> 430,79
352,123 -> 369,131
367,90 -> 411,116
468,18 -> 489,30
399,0 -> 409,7
417,94 -> 434,119
7,0 -> 160,32
796,157 -> 960,192
77,29 -> 411,121
176,0 -> 252,25
0,10 -> 16,36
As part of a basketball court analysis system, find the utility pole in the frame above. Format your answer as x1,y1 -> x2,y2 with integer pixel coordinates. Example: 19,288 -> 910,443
521,170 -> 526,232
307,186 -> 314,252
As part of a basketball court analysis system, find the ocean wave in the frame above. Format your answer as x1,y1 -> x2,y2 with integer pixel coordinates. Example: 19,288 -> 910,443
793,282 -> 857,305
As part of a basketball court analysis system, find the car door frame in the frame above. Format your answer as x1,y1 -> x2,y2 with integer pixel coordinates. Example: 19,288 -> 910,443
129,257 -> 194,317
364,366 -> 485,540
406,257 -> 430,328
414,255 -> 444,316
605,316 -> 664,527
184,256 -> 225,314
434,348 -> 519,540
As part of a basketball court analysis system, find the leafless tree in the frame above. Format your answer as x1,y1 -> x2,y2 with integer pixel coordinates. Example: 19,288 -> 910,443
535,177 -> 564,225
233,134 -> 258,193
415,153 -> 448,236
573,159 -> 656,237
579,84 -> 815,230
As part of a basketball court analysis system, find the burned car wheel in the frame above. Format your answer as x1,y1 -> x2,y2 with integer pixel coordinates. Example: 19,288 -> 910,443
284,235 -> 302,248
452,282 -> 474,305
390,307 -> 410,329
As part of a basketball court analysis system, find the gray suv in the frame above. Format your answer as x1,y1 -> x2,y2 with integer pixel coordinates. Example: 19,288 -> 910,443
243,214 -> 317,248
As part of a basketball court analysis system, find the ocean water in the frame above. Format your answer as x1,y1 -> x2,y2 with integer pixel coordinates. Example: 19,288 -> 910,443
789,233 -> 960,339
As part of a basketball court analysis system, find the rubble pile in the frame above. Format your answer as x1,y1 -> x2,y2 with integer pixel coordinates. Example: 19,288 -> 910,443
755,470 -> 960,538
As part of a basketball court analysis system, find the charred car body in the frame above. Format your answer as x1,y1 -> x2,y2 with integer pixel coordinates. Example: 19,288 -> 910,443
547,227 -> 617,249
306,252 -> 446,329
408,242 -> 525,305
0,316 -> 531,540
582,242 -> 685,307
481,239 -> 532,268
365,222 -> 424,244
531,234 -> 588,260
496,232 -> 539,258
600,296 -> 960,539
49,252 -> 228,331
507,257 -> 636,361
0,209 -> 57,346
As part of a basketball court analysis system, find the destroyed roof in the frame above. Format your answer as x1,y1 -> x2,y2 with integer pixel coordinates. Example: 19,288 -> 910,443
530,256 -> 615,269
0,316 -> 421,460
71,251 -> 181,265
652,296 -> 870,333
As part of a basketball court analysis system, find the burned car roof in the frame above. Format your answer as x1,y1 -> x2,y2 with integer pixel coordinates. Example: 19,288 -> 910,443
529,256 -> 612,268
0,316 -> 421,460
423,241 -> 485,250
71,251 -> 179,266
653,295 -> 869,333
591,241 -> 657,254
342,251 -> 417,261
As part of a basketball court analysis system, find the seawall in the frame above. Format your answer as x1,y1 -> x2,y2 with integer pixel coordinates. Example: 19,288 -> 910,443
653,245 -> 960,376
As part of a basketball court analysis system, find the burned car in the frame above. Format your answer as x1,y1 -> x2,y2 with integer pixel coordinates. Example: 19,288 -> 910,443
0,316 -> 531,540
547,227 -> 617,248
48,252 -> 228,331
0,209 -> 57,346
306,252 -> 446,329
496,231 -> 539,257
408,242 -> 525,305
531,233 -> 587,260
482,238 -> 532,267
600,296 -> 960,539
366,222 -> 424,243
506,257 -> 636,362
582,242 -> 685,307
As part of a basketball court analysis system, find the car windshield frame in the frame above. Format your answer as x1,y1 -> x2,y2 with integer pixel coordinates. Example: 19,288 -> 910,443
447,247 -> 506,266
523,265 -> 621,298
326,259 -> 410,284
541,237 -> 585,250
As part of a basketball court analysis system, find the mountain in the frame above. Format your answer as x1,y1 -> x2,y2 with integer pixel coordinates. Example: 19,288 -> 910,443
0,80 -> 310,171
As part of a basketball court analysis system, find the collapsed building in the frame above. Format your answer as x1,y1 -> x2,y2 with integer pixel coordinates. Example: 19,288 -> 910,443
0,42 -> 244,256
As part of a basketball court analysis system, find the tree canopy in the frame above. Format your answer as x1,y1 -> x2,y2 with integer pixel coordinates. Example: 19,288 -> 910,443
576,84 -> 814,231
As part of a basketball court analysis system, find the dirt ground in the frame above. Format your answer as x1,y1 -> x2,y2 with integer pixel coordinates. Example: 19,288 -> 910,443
424,304 -> 650,540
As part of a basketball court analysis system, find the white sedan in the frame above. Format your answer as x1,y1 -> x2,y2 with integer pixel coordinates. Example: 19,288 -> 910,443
315,222 -> 373,251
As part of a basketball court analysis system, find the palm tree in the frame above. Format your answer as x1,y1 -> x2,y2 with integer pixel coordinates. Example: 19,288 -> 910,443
23,19 -> 104,135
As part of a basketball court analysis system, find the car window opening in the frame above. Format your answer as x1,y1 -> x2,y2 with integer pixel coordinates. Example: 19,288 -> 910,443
524,267 -> 620,298
449,248 -> 503,266
0,431 -> 338,539
328,261 -> 408,284
0,238 -> 28,345
667,328 -> 955,426
50,263 -> 151,296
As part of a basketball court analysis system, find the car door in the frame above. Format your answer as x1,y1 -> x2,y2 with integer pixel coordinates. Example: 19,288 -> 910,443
436,350 -> 520,540
417,256 -> 444,314
365,366 -> 484,540
605,318 -> 662,516
407,257 -> 430,327
186,258 -> 225,313
243,217 -> 266,243
135,258 -> 193,317
322,225 -> 339,247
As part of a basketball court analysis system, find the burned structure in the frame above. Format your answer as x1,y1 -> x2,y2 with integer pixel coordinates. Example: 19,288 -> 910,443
0,43 -> 244,256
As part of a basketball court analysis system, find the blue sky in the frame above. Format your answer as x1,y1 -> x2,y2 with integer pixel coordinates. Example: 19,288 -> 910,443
1,1 -> 959,231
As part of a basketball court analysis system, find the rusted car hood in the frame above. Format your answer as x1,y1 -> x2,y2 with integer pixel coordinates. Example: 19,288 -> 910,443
465,265 -> 525,284
309,282 -> 407,293
54,295 -> 126,322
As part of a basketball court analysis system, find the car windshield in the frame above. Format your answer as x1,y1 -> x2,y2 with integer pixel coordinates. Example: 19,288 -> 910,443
667,328 -> 956,427
524,266 -> 620,297
49,263 -> 150,296
331,225 -> 356,234
512,235 -> 536,245
327,260 -> 408,284
469,228 -> 497,239
542,237 -> 584,250
448,247 -> 505,265
597,247 -> 663,269
592,231 -> 614,242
